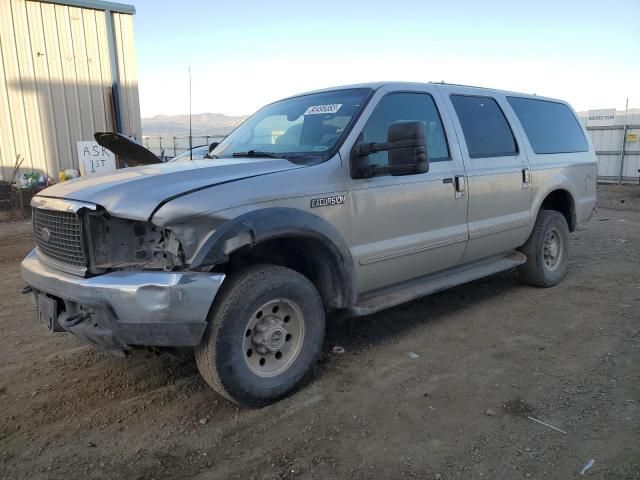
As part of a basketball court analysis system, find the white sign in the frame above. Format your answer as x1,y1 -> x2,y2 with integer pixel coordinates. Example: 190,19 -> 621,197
586,108 -> 616,127
304,104 -> 342,115
77,141 -> 116,176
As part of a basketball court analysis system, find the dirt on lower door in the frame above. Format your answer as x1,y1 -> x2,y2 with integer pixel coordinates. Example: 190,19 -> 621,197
0,184 -> 638,480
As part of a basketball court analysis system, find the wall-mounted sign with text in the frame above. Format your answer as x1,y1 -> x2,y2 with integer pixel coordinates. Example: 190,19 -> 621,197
586,109 -> 616,127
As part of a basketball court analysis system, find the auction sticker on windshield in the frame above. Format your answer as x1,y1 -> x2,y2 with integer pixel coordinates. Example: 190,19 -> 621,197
304,104 -> 342,115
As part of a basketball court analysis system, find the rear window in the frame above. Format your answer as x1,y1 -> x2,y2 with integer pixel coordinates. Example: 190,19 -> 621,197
507,97 -> 588,154
450,95 -> 518,158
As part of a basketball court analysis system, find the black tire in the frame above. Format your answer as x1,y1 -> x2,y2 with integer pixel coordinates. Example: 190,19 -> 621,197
518,209 -> 570,287
195,265 -> 325,408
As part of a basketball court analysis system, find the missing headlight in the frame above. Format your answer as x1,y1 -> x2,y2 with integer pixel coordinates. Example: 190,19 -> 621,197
85,210 -> 185,273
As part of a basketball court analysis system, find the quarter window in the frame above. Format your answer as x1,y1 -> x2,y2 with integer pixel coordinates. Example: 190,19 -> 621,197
450,95 -> 518,158
507,97 -> 588,154
361,92 -> 450,170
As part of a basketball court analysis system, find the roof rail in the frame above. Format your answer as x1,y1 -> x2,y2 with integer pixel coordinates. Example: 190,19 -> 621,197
433,81 -> 494,90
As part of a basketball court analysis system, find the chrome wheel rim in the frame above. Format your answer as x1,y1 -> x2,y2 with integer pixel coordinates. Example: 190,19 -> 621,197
242,299 -> 305,378
543,227 -> 563,271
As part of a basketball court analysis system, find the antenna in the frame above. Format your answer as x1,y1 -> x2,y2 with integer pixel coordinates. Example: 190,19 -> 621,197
189,66 -> 193,160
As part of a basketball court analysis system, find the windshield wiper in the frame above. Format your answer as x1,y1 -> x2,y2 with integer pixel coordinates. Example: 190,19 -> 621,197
231,150 -> 282,159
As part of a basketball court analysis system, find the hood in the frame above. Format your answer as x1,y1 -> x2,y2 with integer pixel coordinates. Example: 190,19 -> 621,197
94,132 -> 161,166
36,158 -> 303,221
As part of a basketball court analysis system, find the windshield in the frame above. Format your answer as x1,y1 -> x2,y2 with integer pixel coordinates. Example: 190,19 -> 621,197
211,88 -> 371,162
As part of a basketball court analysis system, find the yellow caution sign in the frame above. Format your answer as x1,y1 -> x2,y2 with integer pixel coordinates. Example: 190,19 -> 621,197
627,133 -> 638,142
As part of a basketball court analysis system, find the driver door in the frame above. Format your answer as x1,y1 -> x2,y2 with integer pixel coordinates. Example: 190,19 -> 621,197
346,88 -> 469,294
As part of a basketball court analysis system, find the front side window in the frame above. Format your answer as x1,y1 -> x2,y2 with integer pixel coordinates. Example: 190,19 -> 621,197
450,95 -> 518,158
507,97 -> 588,154
211,88 -> 371,163
360,92 -> 450,170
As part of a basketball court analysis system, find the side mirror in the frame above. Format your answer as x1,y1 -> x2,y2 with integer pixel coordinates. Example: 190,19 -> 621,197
386,121 -> 428,175
350,121 -> 429,178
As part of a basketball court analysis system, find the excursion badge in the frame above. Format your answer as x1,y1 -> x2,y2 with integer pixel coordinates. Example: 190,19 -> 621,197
310,195 -> 346,208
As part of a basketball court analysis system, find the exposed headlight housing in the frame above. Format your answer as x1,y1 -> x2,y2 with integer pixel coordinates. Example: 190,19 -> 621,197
85,210 -> 185,273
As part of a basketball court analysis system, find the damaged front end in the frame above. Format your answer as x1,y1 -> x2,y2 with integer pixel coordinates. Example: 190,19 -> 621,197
24,199 -> 224,354
84,209 -> 185,274
30,196 -> 186,277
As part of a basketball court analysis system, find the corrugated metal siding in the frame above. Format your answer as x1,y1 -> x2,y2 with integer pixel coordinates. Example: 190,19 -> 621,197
113,12 -> 141,137
0,0 -> 140,181
580,111 -> 640,181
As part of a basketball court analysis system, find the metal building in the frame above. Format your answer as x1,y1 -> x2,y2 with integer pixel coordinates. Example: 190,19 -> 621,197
0,0 -> 141,182
580,109 -> 640,183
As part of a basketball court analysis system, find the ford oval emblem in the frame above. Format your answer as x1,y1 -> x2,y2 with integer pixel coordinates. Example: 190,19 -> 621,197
40,227 -> 52,243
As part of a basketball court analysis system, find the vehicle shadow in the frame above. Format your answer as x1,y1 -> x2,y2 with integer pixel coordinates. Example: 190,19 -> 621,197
323,269 -> 522,356
115,269 -> 525,407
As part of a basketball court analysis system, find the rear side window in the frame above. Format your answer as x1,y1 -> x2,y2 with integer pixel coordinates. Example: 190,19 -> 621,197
450,95 -> 518,158
507,97 -> 588,154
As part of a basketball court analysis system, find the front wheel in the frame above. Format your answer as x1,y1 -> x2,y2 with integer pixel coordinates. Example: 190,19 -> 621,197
518,209 -> 570,287
195,265 -> 325,407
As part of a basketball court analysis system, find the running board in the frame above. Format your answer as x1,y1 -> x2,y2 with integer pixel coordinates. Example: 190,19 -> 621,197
349,251 -> 527,317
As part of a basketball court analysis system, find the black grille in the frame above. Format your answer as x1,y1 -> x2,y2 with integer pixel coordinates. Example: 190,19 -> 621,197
33,208 -> 87,267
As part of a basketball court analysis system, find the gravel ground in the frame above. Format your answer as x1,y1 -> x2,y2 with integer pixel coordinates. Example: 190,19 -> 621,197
0,184 -> 638,480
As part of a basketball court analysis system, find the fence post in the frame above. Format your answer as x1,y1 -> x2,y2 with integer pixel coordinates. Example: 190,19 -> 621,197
618,98 -> 629,184
173,136 -> 177,157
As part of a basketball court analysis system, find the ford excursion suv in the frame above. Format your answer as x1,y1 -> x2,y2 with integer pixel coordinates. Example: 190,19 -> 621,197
22,82 -> 597,407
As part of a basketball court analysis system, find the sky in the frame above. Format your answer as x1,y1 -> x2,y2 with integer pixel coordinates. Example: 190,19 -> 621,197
132,0 -> 640,118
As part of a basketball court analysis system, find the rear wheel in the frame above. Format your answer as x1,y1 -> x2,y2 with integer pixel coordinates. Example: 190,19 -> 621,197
518,209 -> 570,287
195,265 -> 325,407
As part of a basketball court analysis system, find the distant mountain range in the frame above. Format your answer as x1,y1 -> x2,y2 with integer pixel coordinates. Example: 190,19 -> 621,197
142,113 -> 248,136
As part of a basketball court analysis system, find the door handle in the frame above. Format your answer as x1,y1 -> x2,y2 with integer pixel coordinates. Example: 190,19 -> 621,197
454,175 -> 466,199
522,168 -> 531,189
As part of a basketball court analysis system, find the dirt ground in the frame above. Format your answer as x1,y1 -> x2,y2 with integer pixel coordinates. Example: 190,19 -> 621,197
1,184 -> 638,480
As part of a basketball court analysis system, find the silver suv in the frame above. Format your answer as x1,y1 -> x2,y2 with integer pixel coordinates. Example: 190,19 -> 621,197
22,82 -> 597,407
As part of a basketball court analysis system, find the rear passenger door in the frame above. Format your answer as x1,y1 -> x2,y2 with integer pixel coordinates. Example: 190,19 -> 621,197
443,89 -> 532,262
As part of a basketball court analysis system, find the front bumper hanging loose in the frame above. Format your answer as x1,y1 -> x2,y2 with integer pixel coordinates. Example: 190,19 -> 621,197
21,248 -> 224,353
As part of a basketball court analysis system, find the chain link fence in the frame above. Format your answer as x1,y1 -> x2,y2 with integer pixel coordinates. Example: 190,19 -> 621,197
141,135 -> 227,159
